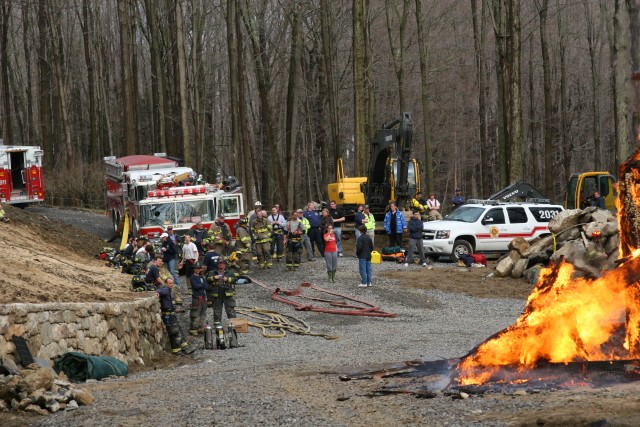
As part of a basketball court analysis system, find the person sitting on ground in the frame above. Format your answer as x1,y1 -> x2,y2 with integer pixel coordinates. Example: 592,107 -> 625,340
145,256 -> 165,287
426,193 -> 443,220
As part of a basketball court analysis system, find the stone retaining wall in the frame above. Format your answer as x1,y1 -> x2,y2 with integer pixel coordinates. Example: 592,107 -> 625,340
0,295 -> 167,364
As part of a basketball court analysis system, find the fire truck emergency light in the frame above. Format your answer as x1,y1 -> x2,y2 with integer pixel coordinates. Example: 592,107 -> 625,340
147,185 -> 207,198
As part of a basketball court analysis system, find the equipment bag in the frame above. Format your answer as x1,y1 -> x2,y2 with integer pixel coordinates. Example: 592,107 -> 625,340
472,254 -> 487,266
381,252 -> 405,262
381,246 -> 403,255
54,351 -> 128,383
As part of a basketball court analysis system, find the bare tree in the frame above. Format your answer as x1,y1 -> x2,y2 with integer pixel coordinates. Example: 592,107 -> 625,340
614,0 -> 632,165
117,0 -> 136,155
353,0 -> 367,175
415,0 -> 433,192
534,0 -> 553,195
0,1 -> 13,144
385,0 -> 410,111
175,0 -> 191,165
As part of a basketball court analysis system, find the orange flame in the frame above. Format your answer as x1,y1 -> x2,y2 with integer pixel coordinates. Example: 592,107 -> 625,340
457,149 -> 640,386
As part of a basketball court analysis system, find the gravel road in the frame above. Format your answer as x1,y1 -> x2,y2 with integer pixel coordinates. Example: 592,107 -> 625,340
27,241 -> 536,427
26,206 -> 114,241
13,206 -> 639,426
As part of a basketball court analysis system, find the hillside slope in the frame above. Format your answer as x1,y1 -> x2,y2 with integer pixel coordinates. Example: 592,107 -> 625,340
0,205 -> 134,304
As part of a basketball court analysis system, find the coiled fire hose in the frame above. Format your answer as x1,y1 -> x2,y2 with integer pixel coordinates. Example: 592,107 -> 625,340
235,306 -> 339,340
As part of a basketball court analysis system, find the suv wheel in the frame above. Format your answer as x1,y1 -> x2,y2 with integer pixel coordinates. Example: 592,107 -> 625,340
452,239 -> 472,260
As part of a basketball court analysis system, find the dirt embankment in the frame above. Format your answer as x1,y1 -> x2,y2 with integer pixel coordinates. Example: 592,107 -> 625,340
0,204 -> 133,304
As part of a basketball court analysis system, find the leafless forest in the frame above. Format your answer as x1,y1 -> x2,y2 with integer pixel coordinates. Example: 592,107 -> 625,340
0,0 -> 638,210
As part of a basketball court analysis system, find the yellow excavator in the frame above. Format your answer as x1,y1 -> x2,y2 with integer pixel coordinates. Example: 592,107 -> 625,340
565,172 -> 617,211
327,112 -> 421,218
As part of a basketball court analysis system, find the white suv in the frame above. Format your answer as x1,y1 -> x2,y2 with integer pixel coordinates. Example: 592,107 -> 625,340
422,201 -> 563,260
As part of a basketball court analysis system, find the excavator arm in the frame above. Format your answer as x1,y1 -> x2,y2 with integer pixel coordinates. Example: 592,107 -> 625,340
488,181 -> 550,203
364,112 -> 413,212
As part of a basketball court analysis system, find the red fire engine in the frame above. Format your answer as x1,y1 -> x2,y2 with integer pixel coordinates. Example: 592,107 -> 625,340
0,142 -> 45,205
105,154 -> 244,239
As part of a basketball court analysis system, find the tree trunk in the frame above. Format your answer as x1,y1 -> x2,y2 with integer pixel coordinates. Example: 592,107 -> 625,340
79,0 -> 99,162
536,0 -> 554,196
508,0 -> 523,182
385,0 -> 410,111
0,1 -> 13,144
614,0 -> 632,166
22,4 -> 36,145
353,0 -> 367,176
320,0 -> 340,179
491,0 -> 508,188
241,0 -> 286,200
227,0 -> 240,176
46,3 -> 74,167
585,0 -> 602,170
175,0 -> 191,165
558,0 -> 571,183
627,0 -> 640,141
471,0 -> 489,196
117,0 -> 136,155
416,0 -> 433,192
144,0 -> 167,153
364,3 -> 376,141
235,3 -> 253,206
528,36 -> 539,187
284,1 -> 301,210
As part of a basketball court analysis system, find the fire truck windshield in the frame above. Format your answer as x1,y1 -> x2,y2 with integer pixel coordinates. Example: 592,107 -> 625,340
140,199 -> 211,227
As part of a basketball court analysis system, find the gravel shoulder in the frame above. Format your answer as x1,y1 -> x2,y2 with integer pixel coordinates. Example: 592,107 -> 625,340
1,206 -> 638,426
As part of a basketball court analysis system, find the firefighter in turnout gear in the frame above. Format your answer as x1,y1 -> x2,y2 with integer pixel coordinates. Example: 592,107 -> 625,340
234,218 -> 252,274
208,259 -> 237,323
268,206 -> 286,261
206,215 -> 232,256
157,277 -> 194,355
284,209 -> 305,270
188,263 -> 208,335
252,212 -> 273,269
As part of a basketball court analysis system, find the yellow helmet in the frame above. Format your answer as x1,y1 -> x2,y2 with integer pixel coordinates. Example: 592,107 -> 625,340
229,251 -> 238,263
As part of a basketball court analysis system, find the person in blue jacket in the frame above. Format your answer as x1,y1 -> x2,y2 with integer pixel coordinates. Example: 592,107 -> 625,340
383,202 -> 407,247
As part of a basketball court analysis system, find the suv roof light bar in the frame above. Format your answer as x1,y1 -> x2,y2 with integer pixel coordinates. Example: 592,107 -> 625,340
466,199 -> 500,205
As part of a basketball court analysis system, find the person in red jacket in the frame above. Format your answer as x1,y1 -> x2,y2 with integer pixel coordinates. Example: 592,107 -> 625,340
323,225 -> 338,283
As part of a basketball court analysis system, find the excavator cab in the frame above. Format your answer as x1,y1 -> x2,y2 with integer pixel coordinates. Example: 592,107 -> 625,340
565,172 -> 616,211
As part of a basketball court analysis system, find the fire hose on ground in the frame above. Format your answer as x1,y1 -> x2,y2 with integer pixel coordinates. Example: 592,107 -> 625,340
235,306 -> 339,340
248,277 -> 398,318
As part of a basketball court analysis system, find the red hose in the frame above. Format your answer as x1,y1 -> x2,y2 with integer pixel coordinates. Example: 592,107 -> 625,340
250,280 -> 397,318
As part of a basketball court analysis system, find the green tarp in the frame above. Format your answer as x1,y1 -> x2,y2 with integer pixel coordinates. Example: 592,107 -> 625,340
54,352 -> 128,383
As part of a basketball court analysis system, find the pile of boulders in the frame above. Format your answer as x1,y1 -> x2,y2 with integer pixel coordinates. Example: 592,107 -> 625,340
494,207 -> 619,283
0,358 -> 95,415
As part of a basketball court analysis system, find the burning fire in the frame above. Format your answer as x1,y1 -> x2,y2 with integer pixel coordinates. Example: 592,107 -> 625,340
457,149 -> 640,386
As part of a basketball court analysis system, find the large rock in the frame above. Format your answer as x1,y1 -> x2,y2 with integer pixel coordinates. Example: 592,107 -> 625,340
508,238 -> 530,256
550,239 -> 586,264
602,221 -> 619,237
556,227 -> 581,243
590,208 -> 616,224
604,235 -> 620,257
527,250 -> 551,265
523,264 -> 544,284
495,250 -> 520,277
549,209 -> 581,234
522,235 -> 555,258
72,389 -> 95,406
15,367 -> 54,394
511,258 -> 529,278
578,206 -> 599,223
